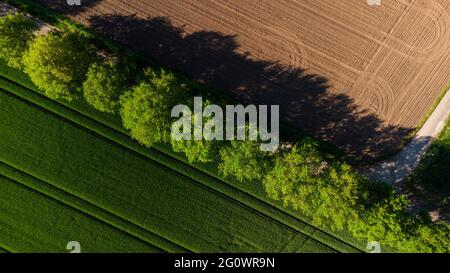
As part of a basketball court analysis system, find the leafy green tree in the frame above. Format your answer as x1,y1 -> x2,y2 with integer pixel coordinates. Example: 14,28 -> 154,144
263,140 -> 362,230
0,13 -> 37,69
348,193 -> 411,249
349,193 -> 450,253
83,60 -> 130,113
314,162 -> 364,230
219,140 -> 272,182
170,99 -> 219,163
23,30 -> 95,101
413,222 -> 450,253
120,68 -> 186,147
172,137 -> 218,163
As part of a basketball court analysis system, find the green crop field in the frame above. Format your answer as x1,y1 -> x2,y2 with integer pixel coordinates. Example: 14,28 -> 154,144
0,173 -> 163,253
0,60 -> 362,252
0,59 -> 362,252
0,85 -> 339,253
1,0 -> 449,254
0,0 -> 362,250
0,161 -> 186,253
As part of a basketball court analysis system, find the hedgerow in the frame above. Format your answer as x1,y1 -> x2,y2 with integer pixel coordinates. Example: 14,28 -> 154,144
263,140 -> 361,231
1,12 -> 449,252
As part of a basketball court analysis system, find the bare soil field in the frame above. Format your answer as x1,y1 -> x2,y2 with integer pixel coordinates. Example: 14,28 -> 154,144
35,0 -> 450,161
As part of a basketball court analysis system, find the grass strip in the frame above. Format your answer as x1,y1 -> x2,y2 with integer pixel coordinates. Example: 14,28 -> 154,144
408,118 -> 450,200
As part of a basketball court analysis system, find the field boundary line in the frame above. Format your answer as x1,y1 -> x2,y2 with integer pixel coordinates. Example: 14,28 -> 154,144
0,73 -> 362,252
0,160 -> 191,253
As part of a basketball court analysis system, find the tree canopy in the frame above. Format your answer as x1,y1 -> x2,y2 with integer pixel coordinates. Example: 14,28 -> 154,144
83,59 -> 131,113
0,13 -> 37,69
23,30 -> 95,101
263,141 -> 362,230
120,68 -> 187,147
219,140 -> 273,182
170,99 -> 220,163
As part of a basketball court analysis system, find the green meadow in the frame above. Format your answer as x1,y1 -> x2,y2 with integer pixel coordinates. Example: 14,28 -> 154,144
0,87 -> 336,252
0,173 -> 163,253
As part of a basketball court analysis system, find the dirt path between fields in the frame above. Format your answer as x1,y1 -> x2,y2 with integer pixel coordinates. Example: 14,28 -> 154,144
366,88 -> 450,185
365,87 -> 450,221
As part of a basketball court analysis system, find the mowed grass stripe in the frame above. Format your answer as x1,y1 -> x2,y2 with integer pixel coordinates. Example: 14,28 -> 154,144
0,90 -> 331,253
0,161 -> 187,253
0,174 -> 164,253
0,66 -> 359,252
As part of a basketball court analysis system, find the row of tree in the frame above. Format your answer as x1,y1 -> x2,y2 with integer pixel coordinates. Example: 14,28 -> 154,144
0,13 -> 448,252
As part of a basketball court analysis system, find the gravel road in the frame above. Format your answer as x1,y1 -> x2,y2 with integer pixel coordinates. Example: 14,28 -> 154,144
367,88 -> 450,185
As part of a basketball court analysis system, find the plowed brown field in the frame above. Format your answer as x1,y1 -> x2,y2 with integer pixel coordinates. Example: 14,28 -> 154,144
36,0 -> 450,161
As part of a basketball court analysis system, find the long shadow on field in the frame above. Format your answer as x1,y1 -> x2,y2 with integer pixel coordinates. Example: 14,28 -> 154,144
88,15 -> 415,162
34,0 -> 414,162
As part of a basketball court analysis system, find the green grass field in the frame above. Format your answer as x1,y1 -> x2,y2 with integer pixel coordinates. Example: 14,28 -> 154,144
0,0 -> 364,249
0,60 -> 363,252
0,0 -> 366,251
0,174 -> 164,253
0,85 -> 340,252
0,161 -> 187,253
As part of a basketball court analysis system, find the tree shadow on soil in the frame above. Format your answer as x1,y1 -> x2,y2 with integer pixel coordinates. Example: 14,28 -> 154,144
34,1 -> 414,162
